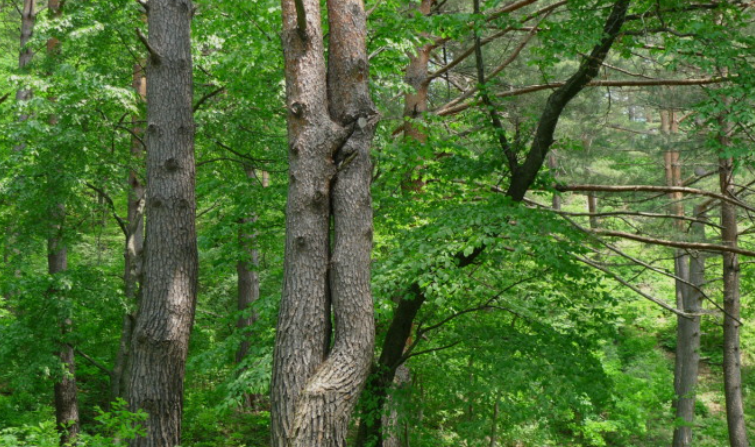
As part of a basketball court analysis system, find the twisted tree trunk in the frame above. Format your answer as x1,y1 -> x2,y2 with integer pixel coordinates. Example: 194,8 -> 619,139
270,0 -> 377,443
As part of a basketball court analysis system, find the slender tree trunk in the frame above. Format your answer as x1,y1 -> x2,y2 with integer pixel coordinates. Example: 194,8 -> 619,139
489,397 -> 499,447
586,192 -> 598,229
382,365 -> 410,447
270,0 -> 377,441
548,152 -> 561,211
127,1 -> 197,446
17,0 -> 35,103
719,153 -> 749,447
235,168 -> 267,409
45,2 -> 79,444
4,0 -> 37,293
111,61 -> 147,406
49,225 -> 81,446
672,205 -> 706,447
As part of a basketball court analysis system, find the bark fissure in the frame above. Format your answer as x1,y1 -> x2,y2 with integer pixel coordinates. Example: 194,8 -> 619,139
271,0 -> 377,442
127,1 -> 197,446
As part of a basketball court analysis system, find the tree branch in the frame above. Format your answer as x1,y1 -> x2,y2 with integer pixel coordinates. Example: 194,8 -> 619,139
84,183 -> 128,236
506,0 -> 630,201
73,347 -> 112,376
574,256 -> 695,319
594,229 -> 755,257
136,28 -> 161,63
556,184 -> 755,213
193,86 -> 225,113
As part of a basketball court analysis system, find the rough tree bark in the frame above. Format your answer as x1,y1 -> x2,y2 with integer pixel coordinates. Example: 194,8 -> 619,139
270,0 -> 377,443
127,1 -> 198,446
671,205 -> 706,447
49,216 -> 80,446
719,129 -> 749,447
111,60 -> 147,406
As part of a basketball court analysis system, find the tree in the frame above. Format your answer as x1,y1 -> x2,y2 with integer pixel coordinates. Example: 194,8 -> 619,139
126,0 -> 198,445
270,0 -> 378,442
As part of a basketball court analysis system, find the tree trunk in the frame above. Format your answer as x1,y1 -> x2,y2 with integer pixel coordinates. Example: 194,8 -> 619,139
45,1 -> 79,444
382,365 -> 410,447
719,153 -> 749,447
235,168 -> 267,409
270,0 -> 377,442
49,229 -> 81,446
671,206 -> 706,447
17,0 -> 35,103
586,192 -> 598,229
4,0 -> 36,296
127,1 -> 197,445
111,61 -> 147,407
548,152 -> 561,211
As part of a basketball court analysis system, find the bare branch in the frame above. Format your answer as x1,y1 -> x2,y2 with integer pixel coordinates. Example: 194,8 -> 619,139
437,77 -> 727,116
74,347 -> 111,376
594,229 -> 755,257
193,86 -> 225,113
556,184 -> 755,213
85,183 -> 128,236
574,256 -> 695,319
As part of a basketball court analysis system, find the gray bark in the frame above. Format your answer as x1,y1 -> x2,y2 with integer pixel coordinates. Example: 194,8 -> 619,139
270,0 -> 377,442
236,168 -> 266,409
127,1 -> 197,446
49,231 -> 80,446
672,206 -> 706,447
112,61 -> 147,407
382,365 -> 410,447
719,155 -> 749,447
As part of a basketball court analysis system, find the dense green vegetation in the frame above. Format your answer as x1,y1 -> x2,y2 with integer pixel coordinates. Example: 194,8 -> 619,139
0,0 -> 753,446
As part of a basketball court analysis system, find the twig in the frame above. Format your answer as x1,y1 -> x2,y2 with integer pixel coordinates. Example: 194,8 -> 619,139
74,347 -> 111,376
193,86 -> 225,113
574,256 -> 694,319
85,183 -> 128,236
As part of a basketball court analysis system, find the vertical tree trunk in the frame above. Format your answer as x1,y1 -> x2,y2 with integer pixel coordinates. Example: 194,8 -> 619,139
17,0 -> 36,103
127,1 -> 197,445
671,206 -> 706,447
4,0 -> 36,296
49,225 -> 81,446
548,152 -> 561,211
45,1 -> 80,444
382,365 -> 410,447
719,153 -> 749,447
586,192 -> 598,229
270,0 -> 377,441
235,168 -> 267,409
112,61 -> 147,406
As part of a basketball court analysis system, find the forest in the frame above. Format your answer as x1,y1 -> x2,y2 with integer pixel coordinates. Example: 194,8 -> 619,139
0,0 -> 753,446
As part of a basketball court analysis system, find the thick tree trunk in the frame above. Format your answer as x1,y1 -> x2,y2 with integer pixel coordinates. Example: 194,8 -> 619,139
270,0 -> 377,441
112,61 -> 147,407
671,206 -> 706,447
719,154 -> 749,447
127,1 -> 197,446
